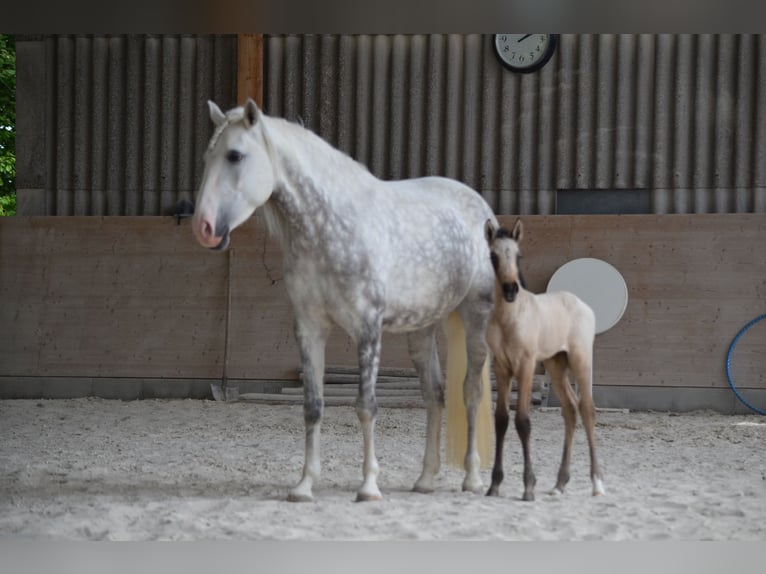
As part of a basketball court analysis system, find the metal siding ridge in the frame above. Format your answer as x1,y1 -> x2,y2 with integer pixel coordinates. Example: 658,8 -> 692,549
556,34 -> 576,194
595,34 -> 617,190
124,36 -> 144,216
575,34 -> 596,190
389,34 -> 408,181
55,36 -> 74,215
633,34 -> 656,192
177,36 -> 197,204
425,35 -> 446,177
615,34 -> 638,190
371,34 -> 391,179
673,34 -> 695,213
142,36 -> 161,216
652,34 -> 675,213
354,35 -> 372,170
106,36 -> 127,215
694,34 -> 716,212
715,34 -> 736,213
336,35 -> 356,158
407,34 -> 428,180
73,36 -> 92,215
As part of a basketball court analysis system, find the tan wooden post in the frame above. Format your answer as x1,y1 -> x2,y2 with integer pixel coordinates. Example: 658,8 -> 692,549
237,34 -> 264,107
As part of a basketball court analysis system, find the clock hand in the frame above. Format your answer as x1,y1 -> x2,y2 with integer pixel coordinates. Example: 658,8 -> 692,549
518,34 -> 532,43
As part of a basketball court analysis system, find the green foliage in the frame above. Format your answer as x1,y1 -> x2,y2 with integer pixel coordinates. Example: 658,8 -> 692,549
0,34 -> 15,215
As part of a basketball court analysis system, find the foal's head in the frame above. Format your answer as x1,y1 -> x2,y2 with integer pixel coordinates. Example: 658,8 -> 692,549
485,219 -> 526,303
192,99 -> 277,251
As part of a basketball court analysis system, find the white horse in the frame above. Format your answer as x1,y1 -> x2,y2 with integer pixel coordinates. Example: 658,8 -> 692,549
192,99 -> 496,502
484,219 -> 605,500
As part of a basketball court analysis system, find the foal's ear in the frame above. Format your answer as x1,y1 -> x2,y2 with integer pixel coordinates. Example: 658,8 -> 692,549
208,101 -> 226,127
511,218 -> 524,242
243,98 -> 261,128
484,219 -> 498,246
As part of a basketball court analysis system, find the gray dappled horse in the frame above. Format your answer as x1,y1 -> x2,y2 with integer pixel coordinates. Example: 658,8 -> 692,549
192,99 -> 497,502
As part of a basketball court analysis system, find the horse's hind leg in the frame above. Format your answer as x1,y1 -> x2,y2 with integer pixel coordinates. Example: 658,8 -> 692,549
408,326 -> 444,493
486,366 -> 512,497
287,317 -> 330,502
355,319 -> 384,502
570,352 -> 606,496
458,297 -> 492,494
544,353 -> 577,495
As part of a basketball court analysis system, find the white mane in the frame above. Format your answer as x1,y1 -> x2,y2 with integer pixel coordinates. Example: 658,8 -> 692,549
253,114 -> 375,248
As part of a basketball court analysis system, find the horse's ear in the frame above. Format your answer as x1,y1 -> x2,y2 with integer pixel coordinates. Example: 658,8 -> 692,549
484,219 -> 498,246
208,101 -> 226,127
243,98 -> 261,128
512,218 -> 524,243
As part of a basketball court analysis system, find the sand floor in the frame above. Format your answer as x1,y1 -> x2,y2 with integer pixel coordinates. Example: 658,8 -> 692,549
1,398 -> 764,540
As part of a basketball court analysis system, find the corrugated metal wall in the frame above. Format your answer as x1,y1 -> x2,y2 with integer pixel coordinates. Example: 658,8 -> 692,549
16,34 -> 766,215
15,34 -> 238,215
264,34 -> 766,215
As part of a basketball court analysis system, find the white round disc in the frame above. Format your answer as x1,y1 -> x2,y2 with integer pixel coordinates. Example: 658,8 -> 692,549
546,258 -> 628,334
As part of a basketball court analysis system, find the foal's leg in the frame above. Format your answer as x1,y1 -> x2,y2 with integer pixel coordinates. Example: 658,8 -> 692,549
486,366 -> 512,497
544,353 -> 578,495
355,319 -> 384,502
408,326 -> 444,493
515,359 -> 537,501
459,301 -> 492,494
287,317 -> 330,502
570,353 -> 605,496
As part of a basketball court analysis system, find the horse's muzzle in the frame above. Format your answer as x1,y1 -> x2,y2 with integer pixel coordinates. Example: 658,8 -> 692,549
502,282 -> 519,303
211,230 -> 231,251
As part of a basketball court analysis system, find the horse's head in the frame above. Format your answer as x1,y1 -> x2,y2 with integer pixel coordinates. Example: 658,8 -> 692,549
485,218 -> 525,303
192,99 -> 276,250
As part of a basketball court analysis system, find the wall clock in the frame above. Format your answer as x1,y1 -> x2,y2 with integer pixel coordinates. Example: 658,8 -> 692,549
493,34 -> 558,73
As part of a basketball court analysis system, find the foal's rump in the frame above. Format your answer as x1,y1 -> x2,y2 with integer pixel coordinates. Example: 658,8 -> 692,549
533,291 -> 596,357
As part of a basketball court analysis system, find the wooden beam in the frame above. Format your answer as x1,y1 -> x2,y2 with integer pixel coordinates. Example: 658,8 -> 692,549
237,34 -> 264,107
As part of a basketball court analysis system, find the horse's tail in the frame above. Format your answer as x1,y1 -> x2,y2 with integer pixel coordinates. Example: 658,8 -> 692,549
444,311 -> 493,470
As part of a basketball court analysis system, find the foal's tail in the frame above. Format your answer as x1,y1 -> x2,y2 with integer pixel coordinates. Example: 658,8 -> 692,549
444,312 -> 493,470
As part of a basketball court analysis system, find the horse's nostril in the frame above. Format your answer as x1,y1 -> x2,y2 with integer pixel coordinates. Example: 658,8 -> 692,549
202,220 -> 213,238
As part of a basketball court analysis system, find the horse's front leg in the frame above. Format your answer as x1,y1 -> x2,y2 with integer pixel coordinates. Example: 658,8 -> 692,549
486,366 -> 512,497
515,360 -> 537,501
287,318 -> 329,503
355,322 -> 383,502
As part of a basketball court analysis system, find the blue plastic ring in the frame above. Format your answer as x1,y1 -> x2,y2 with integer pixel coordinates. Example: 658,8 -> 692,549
725,314 -> 766,416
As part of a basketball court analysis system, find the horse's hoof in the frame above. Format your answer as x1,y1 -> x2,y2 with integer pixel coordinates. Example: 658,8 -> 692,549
412,484 -> 434,494
462,482 -> 484,495
355,490 -> 383,502
547,487 -> 564,497
486,486 -> 500,497
521,492 -> 535,502
286,492 -> 314,503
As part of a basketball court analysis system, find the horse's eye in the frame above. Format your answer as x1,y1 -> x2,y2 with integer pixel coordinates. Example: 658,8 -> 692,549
490,252 -> 499,270
226,150 -> 244,163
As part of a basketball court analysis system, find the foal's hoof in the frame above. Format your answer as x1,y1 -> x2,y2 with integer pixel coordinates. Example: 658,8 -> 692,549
592,478 -> 606,496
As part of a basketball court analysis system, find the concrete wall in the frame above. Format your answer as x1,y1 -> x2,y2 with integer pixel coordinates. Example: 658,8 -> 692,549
2,214 -> 764,413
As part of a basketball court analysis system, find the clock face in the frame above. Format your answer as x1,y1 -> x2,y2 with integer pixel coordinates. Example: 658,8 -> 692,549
493,34 -> 558,73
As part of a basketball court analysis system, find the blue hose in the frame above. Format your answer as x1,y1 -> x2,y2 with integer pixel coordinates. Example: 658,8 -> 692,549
725,313 -> 766,416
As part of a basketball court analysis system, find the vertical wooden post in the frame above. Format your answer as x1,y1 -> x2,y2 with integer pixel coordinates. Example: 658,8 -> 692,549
237,34 -> 264,107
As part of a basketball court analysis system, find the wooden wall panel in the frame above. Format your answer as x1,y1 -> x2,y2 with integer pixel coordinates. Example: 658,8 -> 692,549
1,214 -> 764,392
